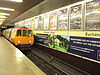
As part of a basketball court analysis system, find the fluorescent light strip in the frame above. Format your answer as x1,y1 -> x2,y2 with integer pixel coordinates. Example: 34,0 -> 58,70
0,13 -> 10,16
0,16 -> 7,18
86,11 -> 100,16
0,19 -> 5,20
9,0 -> 23,2
85,0 -> 94,2
70,14 -> 82,19
0,7 -> 14,11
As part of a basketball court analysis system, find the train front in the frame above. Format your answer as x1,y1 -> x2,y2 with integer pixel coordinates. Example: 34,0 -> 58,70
14,28 -> 34,50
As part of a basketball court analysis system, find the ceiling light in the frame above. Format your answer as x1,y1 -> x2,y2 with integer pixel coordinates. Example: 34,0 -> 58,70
0,19 -> 5,25
9,0 -> 23,2
0,13 -> 10,16
0,7 -> 14,11
0,19 -> 5,20
0,16 -> 7,18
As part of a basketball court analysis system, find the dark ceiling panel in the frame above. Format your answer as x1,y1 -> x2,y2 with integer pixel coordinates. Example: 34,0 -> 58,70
0,0 -> 44,25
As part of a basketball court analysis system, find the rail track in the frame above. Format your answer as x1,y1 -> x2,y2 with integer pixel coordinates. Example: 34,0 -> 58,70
23,46 -> 90,75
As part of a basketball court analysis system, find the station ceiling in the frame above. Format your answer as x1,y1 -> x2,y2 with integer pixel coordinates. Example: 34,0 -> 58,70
0,0 -> 44,26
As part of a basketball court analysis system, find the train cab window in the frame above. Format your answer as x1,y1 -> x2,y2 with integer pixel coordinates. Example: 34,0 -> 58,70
28,30 -> 32,36
17,30 -> 21,36
23,30 -> 27,36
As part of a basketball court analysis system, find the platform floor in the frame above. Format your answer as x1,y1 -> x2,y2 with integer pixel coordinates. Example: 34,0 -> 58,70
0,37 -> 46,75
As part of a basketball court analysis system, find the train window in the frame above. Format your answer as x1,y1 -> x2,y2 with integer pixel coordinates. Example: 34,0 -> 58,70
28,30 -> 32,36
23,30 -> 27,36
17,30 -> 21,36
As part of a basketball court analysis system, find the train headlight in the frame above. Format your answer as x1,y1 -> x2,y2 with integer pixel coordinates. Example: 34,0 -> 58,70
18,41 -> 21,43
29,41 -> 32,43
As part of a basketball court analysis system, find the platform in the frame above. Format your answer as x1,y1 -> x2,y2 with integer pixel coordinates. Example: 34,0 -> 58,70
0,37 -> 46,75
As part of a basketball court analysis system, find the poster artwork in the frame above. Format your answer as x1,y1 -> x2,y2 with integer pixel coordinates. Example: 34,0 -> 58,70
50,11 -> 57,30
58,9 -> 68,30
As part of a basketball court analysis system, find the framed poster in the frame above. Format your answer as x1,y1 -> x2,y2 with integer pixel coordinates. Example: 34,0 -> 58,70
44,13 -> 50,30
25,20 -> 29,28
38,15 -> 44,30
18,22 -> 21,27
58,8 -> 68,30
21,21 -> 24,27
85,1 -> 100,30
28,19 -> 32,29
34,17 -> 39,30
15,23 -> 18,27
49,11 -> 58,30
70,4 -> 82,30
30,18 -> 34,30
26,19 -> 31,28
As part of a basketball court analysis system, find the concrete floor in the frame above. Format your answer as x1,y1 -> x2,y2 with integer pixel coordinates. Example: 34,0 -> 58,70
0,37 -> 46,75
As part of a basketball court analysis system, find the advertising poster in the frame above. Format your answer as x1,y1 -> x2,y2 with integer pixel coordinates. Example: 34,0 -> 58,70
27,19 -> 31,29
44,13 -> 50,30
49,11 -> 58,30
15,23 -> 19,27
34,34 -> 70,52
19,22 -> 22,27
34,33 -> 100,60
26,20 -> 29,27
70,4 -> 82,30
97,50 -> 100,60
23,20 -> 27,27
85,1 -> 100,30
58,8 -> 68,30
48,35 -> 70,52
68,36 -> 100,60
34,17 -> 39,30
30,18 -> 34,30
34,34 -> 49,46
38,15 -> 44,30
21,21 -> 24,27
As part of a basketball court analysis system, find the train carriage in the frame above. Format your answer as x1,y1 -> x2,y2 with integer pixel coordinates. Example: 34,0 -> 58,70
3,27 -> 34,51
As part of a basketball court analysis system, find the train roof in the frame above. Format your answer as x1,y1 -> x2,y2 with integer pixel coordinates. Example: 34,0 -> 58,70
15,27 -> 29,30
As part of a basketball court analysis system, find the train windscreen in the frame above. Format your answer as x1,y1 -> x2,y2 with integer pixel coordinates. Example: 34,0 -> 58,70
17,30 -> 33,36
23,30 -> 27,36
28,30 -> 32,36
17,30 -> 21,36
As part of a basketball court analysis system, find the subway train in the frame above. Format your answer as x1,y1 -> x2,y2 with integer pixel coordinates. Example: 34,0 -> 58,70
3,27 -> 34,50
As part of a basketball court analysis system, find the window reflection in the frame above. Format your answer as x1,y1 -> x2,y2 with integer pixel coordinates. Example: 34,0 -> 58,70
17,30 -> 21,36
23,30 -> 27,36
85,1 -> 100,30
28,30 -> 32,36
